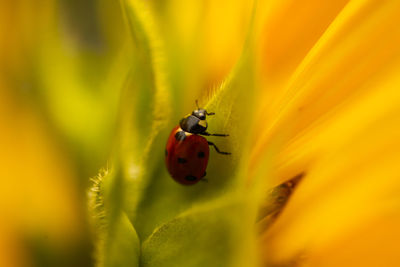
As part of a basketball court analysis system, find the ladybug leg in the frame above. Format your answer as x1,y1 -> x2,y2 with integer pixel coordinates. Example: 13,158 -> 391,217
201,131 -> 229,137
207,141 -> 231,155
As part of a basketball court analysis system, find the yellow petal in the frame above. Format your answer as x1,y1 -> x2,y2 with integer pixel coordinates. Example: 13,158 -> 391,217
256,0 -> 350,86
256,0 -> 400,264
251,0 -> 400,185
261,89 -> 400,263
302,214 -> 400,266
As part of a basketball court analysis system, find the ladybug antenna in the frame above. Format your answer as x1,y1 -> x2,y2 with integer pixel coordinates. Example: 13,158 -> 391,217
195,99 -> 200,110
206,111 -> 215,116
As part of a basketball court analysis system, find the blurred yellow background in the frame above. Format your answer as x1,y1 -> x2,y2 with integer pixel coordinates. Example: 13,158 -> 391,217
0,0 -> 126,265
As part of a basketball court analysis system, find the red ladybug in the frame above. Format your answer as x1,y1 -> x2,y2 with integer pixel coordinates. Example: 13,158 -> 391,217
165,102 -> 230,185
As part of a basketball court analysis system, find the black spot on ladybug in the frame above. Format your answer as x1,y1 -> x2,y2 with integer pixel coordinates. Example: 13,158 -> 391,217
178,158 -> 187,164
197,151 -> 205,158
175,131 -> 186,141
165,149 -> 168,156
185,175 -> 197,181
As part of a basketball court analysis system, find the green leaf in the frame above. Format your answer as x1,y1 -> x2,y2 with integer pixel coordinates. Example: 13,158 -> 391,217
89,168 -> 141,267
118,0 -> 171,217
90,0 -> 172,265
128,17 -> 258,267
131,45 -> 258,266
141,196 -> 259,267
103,212 -> 140,267
93,1 -> 261,266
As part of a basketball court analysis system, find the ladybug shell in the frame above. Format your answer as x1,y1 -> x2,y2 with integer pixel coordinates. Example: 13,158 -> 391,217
165,126 -> 209,185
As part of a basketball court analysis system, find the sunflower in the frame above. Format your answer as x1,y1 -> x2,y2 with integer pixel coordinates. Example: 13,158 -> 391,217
1,0 -> 400,266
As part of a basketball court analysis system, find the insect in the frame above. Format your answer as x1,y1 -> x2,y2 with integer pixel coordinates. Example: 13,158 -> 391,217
165,101 -> 230,185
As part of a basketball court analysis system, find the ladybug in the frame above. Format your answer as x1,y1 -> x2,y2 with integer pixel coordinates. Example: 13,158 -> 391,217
165,102 -> 230,185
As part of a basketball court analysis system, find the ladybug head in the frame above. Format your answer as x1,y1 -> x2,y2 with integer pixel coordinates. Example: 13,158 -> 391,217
192,109 -> 208,120
179,101 -> 217,134
192,100 -> 215,120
